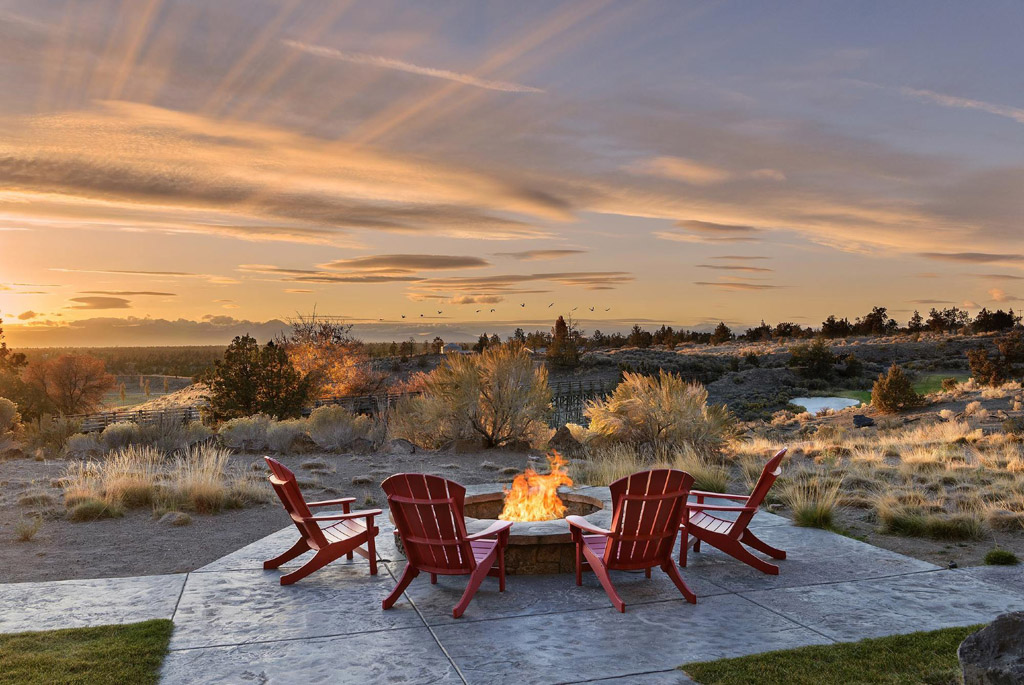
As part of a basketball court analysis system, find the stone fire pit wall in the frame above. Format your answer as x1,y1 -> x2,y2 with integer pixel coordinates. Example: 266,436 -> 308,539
390,484 -> 613,575
464,484 -> 612,575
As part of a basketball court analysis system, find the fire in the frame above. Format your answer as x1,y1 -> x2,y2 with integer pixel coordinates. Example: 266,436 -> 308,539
499,452 -> 574,522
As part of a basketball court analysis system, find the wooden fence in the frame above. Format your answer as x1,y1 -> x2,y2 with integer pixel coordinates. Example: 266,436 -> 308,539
70,378 -> 618,432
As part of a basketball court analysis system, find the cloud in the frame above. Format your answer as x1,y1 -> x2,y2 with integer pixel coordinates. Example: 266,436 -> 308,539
970,273 -> 1024,281
626,156 -> 786,186
696,264 -> 773,273
493,249 -> 586,261
320,254 -> 490,271
282,40 -> 544,94
238,264 -> 424,284
895,86 -> 1024,126
67,296 -> 132,310
284,289 -> 314,293
693,281 -> 784,291
80,290 -> 177,296
918,253 -> 1024,264
449,295 -> 504,305
710,255 -> 771,261
17,311 -> 37,320
52,268 -> 238,284
909,299 -> 954,305
419,272 -> 634,293
656,220 -> 763,244
988,288 -> 1022,303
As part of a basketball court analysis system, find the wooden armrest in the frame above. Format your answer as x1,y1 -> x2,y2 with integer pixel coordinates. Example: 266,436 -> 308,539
307,497 -> 357,507
465,520 -> 513,541
689,490 -> 750,500
566,515 -> 610,537
687,502 -> 755,512
304,509 -> 382,522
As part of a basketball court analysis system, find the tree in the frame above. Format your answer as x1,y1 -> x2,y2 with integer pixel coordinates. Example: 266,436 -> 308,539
854,306 -> 897,336
973,308 -> 1020,334
967,331 -> 1024,386
474,334 -> 490,353
204,335 -> 312,420
547,316 -> 580,368
871,364 -> 925,413
710,322 -> 733,345
742,320 -> 772,341
788,338 -> 836,379
510,328 -> 526,344
279,315 -> 383,398
0,318 -> 26,374
821,315 -> 853,339
22,354 -> 116,415
928,307 -> 970,334
907,310 -> 925,333
431,337 -> 445,354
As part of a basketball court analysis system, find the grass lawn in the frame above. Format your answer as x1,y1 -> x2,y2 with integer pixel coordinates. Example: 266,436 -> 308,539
0,619 -> 172,685
832,372 -> 972,407
681,625 -> 979,685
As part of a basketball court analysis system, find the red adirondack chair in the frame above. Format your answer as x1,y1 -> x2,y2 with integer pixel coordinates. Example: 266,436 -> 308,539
263,457 -> 381,585
567,469 -> 696,613
381,473 -> 512,618
680,448 -> 788,575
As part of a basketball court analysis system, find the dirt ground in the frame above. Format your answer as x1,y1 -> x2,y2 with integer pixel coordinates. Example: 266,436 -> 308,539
0,448 -> 536,584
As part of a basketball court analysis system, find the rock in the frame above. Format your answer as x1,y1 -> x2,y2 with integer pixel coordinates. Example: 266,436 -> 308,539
348,438 -> 374,455
0,447 -> 25,461
959,611 -> 1024,685
853,414 -> 875,428
547,425 -> 583,456
386,438 -> 416,455
452,437 -> 487,454
158,512 -> 192,526
351,475 -> 373,486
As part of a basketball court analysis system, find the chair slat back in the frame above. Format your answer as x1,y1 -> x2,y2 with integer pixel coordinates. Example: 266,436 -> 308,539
265,457 -> 328,549
382,474 -> 474,573
731,448 -> 788,534
606,469 -> 693,569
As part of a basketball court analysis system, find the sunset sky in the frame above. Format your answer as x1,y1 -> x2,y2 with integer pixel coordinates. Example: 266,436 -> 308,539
1,0 -> 1023,346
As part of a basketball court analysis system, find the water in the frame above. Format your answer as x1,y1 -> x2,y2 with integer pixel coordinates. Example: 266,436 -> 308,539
791,396 -> 862,414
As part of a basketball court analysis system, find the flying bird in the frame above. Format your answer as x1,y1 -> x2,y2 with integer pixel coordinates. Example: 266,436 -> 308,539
490,308 -> 496,313
437,310 -> 443,314
571,306 -> 578,312
605,308 -> 611,312
401,314 -> 406,319
419,314 -> 424,317
548,303 -> 554,308
520,303 -> 525,307
589,307 -> 595,312
475,309 -> 481,313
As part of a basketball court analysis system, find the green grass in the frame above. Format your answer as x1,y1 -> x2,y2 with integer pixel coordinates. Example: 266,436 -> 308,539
0,619 -> 172,685
914,372 -> 970,396
682,624 -> 980,685
833,389 -> 871,404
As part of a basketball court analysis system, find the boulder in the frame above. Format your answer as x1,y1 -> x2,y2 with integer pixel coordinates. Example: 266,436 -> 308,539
158,512 -> 191,527
386,438 -> 416,455
348,437 -> 374,455
547,425 -> 583,457
351,475 -> 373,486
959,611 -> 1024,685
853,414 -> 875,428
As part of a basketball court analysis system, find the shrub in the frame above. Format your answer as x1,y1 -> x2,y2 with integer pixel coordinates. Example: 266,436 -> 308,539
389,344 -> 551,449
584,371 -> 738,455
968,332 -> 1024,386
64,433 -> 102,458
308,406 -> 371,451
266,418 -> 308,453
984,548 -> 1020,565
780,470 -> 843,529
941,377 -> 960,392
14,516 -> 42,542
203,335 -> 312,420
99,422 -> 143,452
218,414 -> 270,451
68,497 -> 123,521
1002,417 -> 1024,435
788,338 -> 835,379
26,416 -> 82,453
0,396 -> 20,432
871,365 -> 926,413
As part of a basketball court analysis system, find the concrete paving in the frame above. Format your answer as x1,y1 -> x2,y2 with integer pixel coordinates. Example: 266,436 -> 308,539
2,494 -> 1023,684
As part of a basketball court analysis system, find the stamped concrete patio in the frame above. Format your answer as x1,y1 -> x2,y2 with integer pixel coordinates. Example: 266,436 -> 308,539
3,487 -> 1024,684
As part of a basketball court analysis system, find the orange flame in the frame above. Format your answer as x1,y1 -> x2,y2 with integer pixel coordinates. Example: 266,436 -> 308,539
499,452 -> 574,522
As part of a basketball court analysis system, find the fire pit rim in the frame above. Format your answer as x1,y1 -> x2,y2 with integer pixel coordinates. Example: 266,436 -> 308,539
461,484 -> 612,545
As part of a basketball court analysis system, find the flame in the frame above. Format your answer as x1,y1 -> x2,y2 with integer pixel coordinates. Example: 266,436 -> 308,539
499,452 -> 574,522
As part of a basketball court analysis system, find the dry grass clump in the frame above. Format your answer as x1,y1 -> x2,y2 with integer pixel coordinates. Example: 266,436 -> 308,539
61,444 -> 267,519
778,468 -> 844,529
569,443 -> 734,493
14,516 -> 43,541
582,371 -> 739,456
266,418 -> 308,453
218,414 -> 271,451
307,406 -> 372,451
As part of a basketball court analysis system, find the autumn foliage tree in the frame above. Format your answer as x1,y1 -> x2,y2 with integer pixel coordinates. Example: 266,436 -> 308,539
547,316 -> 579,368
279,315 -> 384,398
23,354 -> 116,415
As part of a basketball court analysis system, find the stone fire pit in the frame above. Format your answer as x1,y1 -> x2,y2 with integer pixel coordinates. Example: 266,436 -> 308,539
392,484 -> 613,575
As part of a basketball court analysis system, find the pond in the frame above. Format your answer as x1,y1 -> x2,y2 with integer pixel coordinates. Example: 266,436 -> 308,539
791,396 -> 862,414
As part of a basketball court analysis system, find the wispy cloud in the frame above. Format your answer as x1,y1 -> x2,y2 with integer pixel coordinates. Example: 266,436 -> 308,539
656,220 -> 763,244
52,268 -> 238,284
897,86 -> 1024,125
696,264 -> 773,273
493,249 -> 586,261
67,296 -> 132,310
80,290 -> 177,296
320,254 -> 490,271
282,40 -> 544,94
694,281 -> 783,291
17,311 -> 38,320
918,252 -> 1024,264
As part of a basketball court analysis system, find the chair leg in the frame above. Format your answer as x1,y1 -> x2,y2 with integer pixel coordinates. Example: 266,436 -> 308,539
679,533 -> 696,567
645,567 -> 651,578
574,539 -> 583,586
367,532 -> 378,576
430,573 -> 438,584
661,559 -> 697,604
723,540 -> 780,575
264,538 -> 309,570
741,529 -> 787,560
583,546 -> 625,613
280,547 -> 342,585
382,563 -> 420,610
497,547 -> 506,592
693,539 -> 701,553
454,559 -> 493,618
